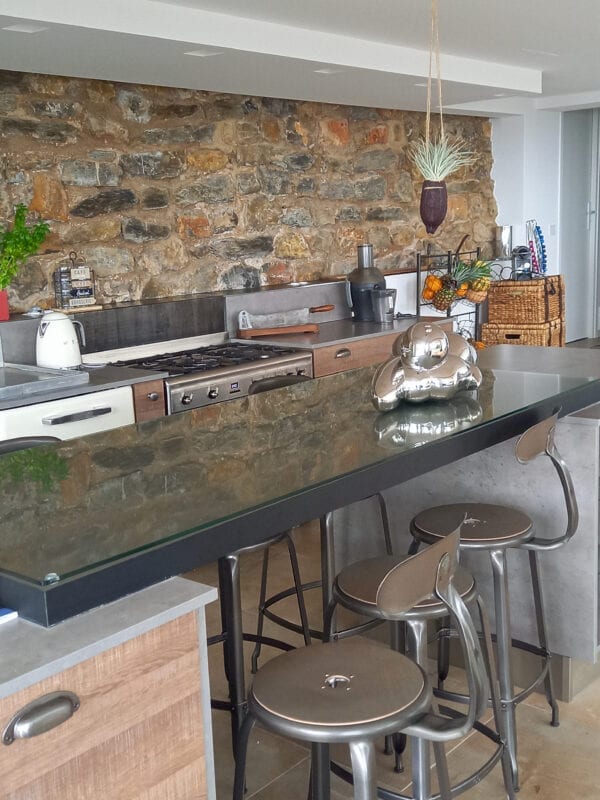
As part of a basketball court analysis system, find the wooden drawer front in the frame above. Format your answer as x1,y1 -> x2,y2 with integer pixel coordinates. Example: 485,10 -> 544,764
0,613 -> 206,800
313,333 -> 399,377
133,379 -> 166,422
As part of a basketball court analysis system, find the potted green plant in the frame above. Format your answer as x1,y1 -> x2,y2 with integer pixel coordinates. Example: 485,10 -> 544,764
410,135 -> 475,235
0,204 -> 50,321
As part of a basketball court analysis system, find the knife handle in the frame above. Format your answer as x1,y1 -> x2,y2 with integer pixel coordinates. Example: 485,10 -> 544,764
309,305 -> 334,313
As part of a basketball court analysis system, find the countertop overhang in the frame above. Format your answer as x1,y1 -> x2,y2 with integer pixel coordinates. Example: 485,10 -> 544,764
1,345 -> 599,627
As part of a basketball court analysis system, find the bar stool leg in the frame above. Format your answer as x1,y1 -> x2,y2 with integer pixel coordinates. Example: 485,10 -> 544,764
309,743 -> 331,800
285,532 -> 313,647
218,554 -> 247,758
489,549 -> 519,791
320,513 -> 335,630
406,618 -> 431,800
528,549 -> 560,727
251,546 -> 271,673
475,595 -> 518,800
233,712 -> 256,800
349,739 -> 377,800
389,620 -> 407,773
432,741 -> 452,800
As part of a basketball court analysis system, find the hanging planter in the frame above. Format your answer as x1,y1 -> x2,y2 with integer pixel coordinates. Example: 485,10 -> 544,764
409,0 -> 475,234
420,180 -> 448,235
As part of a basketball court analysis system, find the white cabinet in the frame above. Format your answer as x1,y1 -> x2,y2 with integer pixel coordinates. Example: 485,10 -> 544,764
0,386 -> 135,441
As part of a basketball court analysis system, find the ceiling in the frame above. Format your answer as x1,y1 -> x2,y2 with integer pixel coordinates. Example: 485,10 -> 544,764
0,0 -> 599,115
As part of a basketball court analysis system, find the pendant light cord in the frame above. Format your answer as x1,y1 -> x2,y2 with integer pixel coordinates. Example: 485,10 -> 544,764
425,0 -> 444,144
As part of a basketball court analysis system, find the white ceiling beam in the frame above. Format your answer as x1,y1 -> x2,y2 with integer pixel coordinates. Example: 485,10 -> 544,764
2,0 -> 542,94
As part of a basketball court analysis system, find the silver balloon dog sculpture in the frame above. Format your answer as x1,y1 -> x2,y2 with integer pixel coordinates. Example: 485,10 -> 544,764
371,322 -> 482,411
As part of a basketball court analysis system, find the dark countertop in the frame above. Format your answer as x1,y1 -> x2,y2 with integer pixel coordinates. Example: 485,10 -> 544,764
0,364 -> 168,411
1,345 -> 599,626
478,345 -> 600,377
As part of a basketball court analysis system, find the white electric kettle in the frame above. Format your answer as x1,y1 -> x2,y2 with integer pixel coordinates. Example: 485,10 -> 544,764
36,311 -> 86,369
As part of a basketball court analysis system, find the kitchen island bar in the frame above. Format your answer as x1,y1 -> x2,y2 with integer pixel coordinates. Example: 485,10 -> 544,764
1,346 -> 599,627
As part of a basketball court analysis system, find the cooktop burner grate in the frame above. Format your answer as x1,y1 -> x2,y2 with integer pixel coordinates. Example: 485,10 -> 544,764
112,341 -> 305,376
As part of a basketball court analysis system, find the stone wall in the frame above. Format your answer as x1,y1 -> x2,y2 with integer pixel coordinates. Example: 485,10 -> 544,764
0,70 -> 498,312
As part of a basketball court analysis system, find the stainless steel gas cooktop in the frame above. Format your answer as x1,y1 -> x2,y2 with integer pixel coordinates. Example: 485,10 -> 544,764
111,340 -> 313,413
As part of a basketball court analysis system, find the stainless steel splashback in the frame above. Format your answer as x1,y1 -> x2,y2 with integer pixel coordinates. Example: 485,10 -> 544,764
224,281 -> 349,334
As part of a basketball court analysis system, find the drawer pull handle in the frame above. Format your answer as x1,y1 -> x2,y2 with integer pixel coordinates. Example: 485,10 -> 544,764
146,392 -> 160,401
3,691 -> 80,744
42,407 -> 112,425
335,348 -> 352,359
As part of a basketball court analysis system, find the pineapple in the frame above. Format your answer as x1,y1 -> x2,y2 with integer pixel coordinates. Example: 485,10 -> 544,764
430,261 -> 476,311
432,275 -> 457,311
466,260 -> 492,302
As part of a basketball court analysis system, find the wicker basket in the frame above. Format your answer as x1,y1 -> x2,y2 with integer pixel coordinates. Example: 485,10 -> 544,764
487,275 -> 564,324
481,319 -> 564,348
481,319 -> 565,347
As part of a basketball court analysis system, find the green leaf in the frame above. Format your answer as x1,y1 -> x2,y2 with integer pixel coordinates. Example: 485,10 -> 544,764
409,136 -> 476,182
0,204 -> 50,290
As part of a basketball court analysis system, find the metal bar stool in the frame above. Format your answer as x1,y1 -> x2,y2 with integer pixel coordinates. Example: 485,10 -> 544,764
326,549 -> 515,798
251,494 -> 393,672
210,533 -> 312,755
234,530 -> 491,800
408,411 -> 578,791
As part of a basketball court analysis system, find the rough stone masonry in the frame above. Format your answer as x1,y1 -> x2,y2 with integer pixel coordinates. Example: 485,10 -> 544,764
0,70 -> 498,311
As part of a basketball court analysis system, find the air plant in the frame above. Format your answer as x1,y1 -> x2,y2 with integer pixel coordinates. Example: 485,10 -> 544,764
410,135 -> 476,182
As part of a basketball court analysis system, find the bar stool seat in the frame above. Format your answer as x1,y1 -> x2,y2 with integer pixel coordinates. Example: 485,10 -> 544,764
412,503 -> 533,550
335,554 -> 476,617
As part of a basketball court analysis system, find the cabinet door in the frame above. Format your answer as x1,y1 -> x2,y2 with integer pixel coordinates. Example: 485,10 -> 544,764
0,613 -> 207,799
132,379 -> 166,422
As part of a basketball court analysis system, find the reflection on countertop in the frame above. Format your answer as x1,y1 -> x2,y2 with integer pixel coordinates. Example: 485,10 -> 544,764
0,361 -> 596,592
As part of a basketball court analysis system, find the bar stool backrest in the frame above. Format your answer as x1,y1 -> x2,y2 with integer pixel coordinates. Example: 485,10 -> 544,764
515,411 -> 579,549
376,528 -> 489,738
0,436 -> 60,454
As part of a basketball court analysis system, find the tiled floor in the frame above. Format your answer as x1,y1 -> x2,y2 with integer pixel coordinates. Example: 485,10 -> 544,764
187,522 -> 600,800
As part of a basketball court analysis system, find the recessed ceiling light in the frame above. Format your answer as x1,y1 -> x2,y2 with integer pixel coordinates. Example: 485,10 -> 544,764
184,49 -> 223,58
414,82 -> 428,87
521,47 -> 559,57
314,68 -> 344,75
2,23 -> 48,33
494,93 -> 507,97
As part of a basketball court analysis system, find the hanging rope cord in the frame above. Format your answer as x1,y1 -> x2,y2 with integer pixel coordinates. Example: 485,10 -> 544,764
425,0 -> 444,144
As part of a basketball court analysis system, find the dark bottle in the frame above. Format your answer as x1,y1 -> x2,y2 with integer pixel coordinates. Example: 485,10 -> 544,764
346,244 -> 386,321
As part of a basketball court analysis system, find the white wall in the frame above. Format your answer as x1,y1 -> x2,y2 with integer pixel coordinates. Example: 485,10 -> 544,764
492,110 -> 562,273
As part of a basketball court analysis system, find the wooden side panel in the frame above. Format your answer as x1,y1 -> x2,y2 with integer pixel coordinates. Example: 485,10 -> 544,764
0,613 -> 206,800
133,379 -> 166,422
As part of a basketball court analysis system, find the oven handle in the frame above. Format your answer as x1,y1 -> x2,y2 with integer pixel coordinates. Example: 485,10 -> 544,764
42,407 -> 112,426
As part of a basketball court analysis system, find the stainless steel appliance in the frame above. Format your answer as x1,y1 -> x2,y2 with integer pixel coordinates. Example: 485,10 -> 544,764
111,340 -> 313,414
346,244 -> 386,322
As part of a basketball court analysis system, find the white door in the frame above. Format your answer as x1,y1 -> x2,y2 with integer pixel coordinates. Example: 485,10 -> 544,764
559,110 -> 598,342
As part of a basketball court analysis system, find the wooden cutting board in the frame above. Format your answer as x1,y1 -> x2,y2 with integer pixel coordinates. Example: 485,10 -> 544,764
237,323 -> 319,339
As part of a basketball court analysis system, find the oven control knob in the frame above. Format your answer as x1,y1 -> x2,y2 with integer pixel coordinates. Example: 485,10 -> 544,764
181,393 -> 194,406
207,387 -> 219,399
